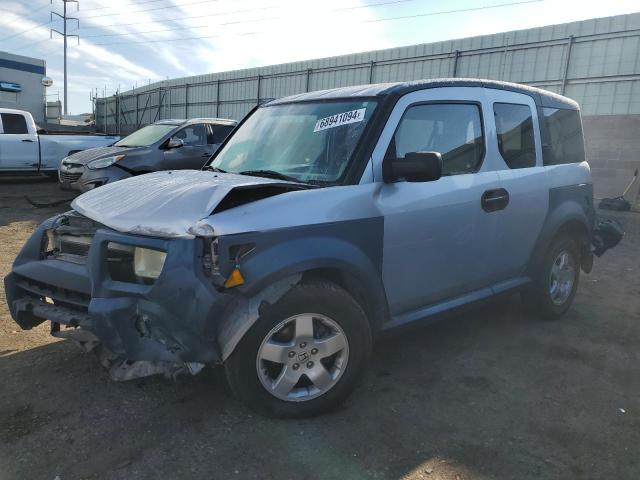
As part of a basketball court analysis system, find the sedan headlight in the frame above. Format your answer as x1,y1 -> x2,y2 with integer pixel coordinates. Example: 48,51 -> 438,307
87,155 -> 125,170
133,247 -> 167,279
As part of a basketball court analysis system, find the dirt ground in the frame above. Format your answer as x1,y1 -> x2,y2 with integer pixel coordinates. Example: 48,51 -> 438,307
0,176 -> 639,480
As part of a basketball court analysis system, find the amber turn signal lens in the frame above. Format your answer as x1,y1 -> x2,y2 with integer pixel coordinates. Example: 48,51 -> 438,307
224,268 -> 245,288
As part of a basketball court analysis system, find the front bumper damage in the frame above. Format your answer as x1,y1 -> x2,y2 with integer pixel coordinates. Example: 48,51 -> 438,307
4,213 -> 233,380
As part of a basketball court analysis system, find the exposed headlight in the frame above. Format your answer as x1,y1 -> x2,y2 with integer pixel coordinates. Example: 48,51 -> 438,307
87,155 -> 124,170
133,247 -> 166,279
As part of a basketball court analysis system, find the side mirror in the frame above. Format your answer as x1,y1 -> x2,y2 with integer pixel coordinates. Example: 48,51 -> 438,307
166,137 -> 184,149
383,151 -> 443,183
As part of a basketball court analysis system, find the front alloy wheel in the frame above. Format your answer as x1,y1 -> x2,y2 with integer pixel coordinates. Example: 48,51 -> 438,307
225,281 -> 371,417
256,314 -> 349,401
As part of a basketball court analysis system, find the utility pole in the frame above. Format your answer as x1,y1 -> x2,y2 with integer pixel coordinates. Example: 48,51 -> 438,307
51,0 -> 79,116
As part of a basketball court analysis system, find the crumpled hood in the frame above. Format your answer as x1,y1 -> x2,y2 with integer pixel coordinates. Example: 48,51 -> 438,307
64,145 -> 141,166
71,170 -> 298,238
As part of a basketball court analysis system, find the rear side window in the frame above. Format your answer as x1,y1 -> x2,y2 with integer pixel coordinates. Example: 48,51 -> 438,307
542,107 -> 585,165
388,103 -> 484,176
1,113 -> 28,134
208,125 -> 234,144
494,103 -> 536,169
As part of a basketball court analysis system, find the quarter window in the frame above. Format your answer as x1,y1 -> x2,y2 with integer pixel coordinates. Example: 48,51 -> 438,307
493,103 -> 536,169
542,107 -> 585,165
387,103 -> 484,176
0,113 -> 28,134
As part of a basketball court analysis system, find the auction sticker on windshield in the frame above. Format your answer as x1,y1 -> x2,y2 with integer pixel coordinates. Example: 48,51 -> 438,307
314,108 -> 366,133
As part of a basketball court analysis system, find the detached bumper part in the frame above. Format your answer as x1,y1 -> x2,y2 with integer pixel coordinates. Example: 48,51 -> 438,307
51,323 -> 205,381
592,218 -> 625,257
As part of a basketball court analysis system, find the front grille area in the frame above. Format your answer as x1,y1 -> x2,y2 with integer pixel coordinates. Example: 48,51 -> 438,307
60,171 -> 82,183
14,274 -> 90,311
59,235 -> 92,257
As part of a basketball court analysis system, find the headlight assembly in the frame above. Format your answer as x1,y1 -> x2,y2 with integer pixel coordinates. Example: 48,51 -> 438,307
133,247 -> 167,279
87,155 -> 125,170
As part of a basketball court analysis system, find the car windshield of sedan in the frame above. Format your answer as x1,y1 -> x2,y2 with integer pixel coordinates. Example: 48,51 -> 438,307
211,100 -> 378,184
114,124 -> 177,147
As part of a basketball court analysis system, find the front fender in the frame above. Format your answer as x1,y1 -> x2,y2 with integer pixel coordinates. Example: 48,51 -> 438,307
214,218 -> 386,359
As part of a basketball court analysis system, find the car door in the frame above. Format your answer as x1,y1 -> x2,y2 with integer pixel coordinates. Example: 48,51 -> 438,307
163,123 -> 212,170
372,87 -> 502,317
483,89 -> 549,282
0,112 -> 39,170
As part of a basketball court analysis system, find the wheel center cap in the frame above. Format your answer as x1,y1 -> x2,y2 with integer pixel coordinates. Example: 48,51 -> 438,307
297,351 -> 309,362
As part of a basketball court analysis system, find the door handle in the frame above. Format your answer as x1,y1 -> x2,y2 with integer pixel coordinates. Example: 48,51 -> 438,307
22,139 -> 35,143
201,153 -> 212,158
481,188 -> 509,212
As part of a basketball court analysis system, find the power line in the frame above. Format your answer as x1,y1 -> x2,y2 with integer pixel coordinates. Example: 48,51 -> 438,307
87,30 -> 256,47
0,20 -> 50,42
77,0 -> 426,37
82,0 -> 544,47
0,3 -> 52,27
79,0 -> 176,12
12,36 -> 55,53
73,0 -> 415,31
9,0 -> 543,57
78,0 -> 222,19
365,0 -> 542,23
71,4 -> 276,31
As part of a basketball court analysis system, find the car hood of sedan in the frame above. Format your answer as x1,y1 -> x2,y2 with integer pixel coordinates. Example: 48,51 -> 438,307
63,145 -> 144,166
71,170 -> 304,238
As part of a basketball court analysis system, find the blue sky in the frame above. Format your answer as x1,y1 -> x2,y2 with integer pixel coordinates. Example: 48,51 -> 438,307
1,0 -> 639,114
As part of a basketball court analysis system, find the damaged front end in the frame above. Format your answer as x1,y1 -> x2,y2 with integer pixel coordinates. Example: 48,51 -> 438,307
4,210 -> 234,381
5,171 -> 321,381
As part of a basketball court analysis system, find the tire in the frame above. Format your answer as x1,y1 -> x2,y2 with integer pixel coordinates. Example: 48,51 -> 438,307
521,235 -> 581,319
224,281 -> 372,418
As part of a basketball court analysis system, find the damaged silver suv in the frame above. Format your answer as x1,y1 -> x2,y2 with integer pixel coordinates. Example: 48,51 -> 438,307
5,79 -> 615,417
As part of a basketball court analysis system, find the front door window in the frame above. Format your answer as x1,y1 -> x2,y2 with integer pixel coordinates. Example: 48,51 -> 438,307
388,103 -> 484,175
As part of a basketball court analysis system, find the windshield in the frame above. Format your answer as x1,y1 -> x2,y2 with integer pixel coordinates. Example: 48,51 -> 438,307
115,124 -> 177,147
212,100 -> 378,184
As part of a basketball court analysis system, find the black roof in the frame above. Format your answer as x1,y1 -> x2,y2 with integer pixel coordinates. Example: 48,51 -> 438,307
267,78 -> 578,110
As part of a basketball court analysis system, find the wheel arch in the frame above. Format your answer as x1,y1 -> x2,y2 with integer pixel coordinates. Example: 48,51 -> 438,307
215,232 -> 389,361
300,266 -> 389,334
527,201 -> 593,276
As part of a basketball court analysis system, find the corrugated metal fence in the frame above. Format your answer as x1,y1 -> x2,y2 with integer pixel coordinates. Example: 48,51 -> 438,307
96,13 -> 640,135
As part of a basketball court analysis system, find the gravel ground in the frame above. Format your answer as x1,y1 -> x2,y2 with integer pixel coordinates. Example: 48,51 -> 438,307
0,176 -> 638,480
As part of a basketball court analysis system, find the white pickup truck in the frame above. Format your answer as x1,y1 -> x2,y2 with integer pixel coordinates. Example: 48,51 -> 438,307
0,108 -> 119,174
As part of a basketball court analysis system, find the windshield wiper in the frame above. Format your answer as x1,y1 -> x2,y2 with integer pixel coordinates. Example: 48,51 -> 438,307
204,166 -> 226,173
238,169 -> 301,183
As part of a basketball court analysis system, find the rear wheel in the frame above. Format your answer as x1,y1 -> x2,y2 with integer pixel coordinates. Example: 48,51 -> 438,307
224,281 -> 372,417
522,235 -> 580,319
